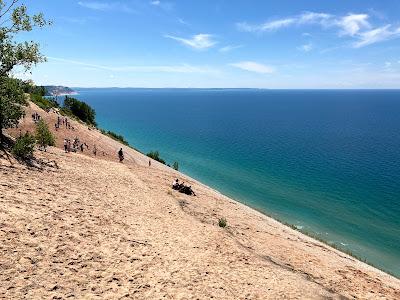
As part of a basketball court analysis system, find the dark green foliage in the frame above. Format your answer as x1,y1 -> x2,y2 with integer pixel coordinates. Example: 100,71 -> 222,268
146,151 -> 166,165
105,130 -> 129,146
218,218 -> 227,228
23,84 -> 46,96
0,1 -> 51,77
12,133 -> 36,159
173,161 -> 179,171
0,1 -> 50,142
0,77 -> 27,139
63,96 -> 96,125
35,119 -> 55,150
30,93 -> 59,110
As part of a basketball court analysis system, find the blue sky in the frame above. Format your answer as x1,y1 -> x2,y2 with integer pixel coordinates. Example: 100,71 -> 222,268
15,0 -> 400,88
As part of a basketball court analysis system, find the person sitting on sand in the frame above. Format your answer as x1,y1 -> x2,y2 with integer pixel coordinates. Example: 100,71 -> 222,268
118,148 -> 124,162
172,179 -> 180,189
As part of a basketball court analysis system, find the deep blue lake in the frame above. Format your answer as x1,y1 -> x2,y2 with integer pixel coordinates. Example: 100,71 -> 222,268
74,88 -> 400,277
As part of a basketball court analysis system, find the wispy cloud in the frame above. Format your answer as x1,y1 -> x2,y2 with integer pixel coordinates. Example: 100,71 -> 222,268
353,25 -> 400,48
298,43 -> 313,52
230,61 -> 275,74
164,34 -> 217,50
150,0 -> 174,11
237,12 -> 331,33
219,45 -> 243,53
48,57 -> 218,74
238,11 -> 400,48
336,14 -> 370,36
78,1 -> 136,13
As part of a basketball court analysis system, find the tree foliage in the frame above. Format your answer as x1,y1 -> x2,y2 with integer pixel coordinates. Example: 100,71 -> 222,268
12,131 -> 35,159
35,119 -> 54,151
146,150 -> 166,165
0,0 -> 50,140
0,0 -> 51,76
63,96 -> 96,125
0,76 -> 27,138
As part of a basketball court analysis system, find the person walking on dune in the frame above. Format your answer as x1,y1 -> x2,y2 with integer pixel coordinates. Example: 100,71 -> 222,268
118,148 -> 124,162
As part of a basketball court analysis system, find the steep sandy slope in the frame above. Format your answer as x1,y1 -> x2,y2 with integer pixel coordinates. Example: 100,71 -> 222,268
1,102 -> 399,299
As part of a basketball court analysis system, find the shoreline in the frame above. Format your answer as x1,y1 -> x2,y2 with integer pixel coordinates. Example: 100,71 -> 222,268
2,101 -> 400,298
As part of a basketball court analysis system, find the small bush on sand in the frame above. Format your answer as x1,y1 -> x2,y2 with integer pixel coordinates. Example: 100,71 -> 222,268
35,119 -> 55,151
106,130 -> 129,146
218,218 -> 227,228
173,161 -> 179,171
12,133 -> 36,159
146,150 -> 166,165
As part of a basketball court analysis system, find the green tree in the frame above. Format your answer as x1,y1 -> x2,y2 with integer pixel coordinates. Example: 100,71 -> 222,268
63,96 -> 96,125
35,119 -> 54,151
12,132 -> 35,159
0,77 -> 27,142
0,0 -> 50,141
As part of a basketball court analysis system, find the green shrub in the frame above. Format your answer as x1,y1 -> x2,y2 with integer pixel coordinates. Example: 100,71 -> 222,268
106,130 -> 129,146
30,93 -> 59,110
173,161 -> 179,171
146,150 -> 166,165
12,133 -> 36,159
35,120 -> 55,151
218,218 -> 227,228
63,96 -> 96,125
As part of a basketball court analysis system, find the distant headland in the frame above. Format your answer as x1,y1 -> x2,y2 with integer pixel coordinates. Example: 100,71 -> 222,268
44,85 -> 77,96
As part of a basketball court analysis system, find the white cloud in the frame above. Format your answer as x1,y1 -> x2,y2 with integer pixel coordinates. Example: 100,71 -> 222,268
298,43 -> 313,52
164,34 -> 217,50
48,57 -> 218,74
230,61 -> 275,74
219,45 -> 243,53
237,12 -> 331,33
353,25 -> 400,48
78,1 -> 136,13
237,18 -> 296,32
298,12 -> 331,24
337,14 -> 370,36
238,11 -> 400,48
150,0 -> 173,11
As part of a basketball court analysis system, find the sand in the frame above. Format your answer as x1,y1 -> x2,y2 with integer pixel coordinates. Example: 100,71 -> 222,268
1,102 -> 399,299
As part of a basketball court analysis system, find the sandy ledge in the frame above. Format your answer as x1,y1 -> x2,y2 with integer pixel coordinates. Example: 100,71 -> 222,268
1,102 -> 399,299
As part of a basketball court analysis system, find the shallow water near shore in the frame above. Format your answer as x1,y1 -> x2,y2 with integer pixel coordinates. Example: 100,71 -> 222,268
74,88 -> 400,277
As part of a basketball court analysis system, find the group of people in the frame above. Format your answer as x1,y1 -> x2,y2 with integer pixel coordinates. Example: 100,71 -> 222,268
32,112 -> 41,123
172,179 -> 196,196
63,137 -> 89,153
55,116 -> 74,131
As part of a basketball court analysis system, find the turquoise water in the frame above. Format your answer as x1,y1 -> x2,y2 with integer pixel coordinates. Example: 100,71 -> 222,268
74,88 -> 400,277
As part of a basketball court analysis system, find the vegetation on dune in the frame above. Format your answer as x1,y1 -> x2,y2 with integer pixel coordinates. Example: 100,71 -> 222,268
35,119 -> 55,151
101,129 -> 130,146
173,161 -> 179,171
218,218 -> 227,228
12,132 -> 36,159
0,77 -> 27,142
147,150 -> 166,165
63,96 -> 96,126
30,93 -> 59,111
0,0 -> 50,142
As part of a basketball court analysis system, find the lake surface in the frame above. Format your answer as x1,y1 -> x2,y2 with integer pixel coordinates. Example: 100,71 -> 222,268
74,88 -> 400,277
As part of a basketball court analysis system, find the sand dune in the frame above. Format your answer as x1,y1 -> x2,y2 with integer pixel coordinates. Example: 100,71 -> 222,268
1,102 -> 399,299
